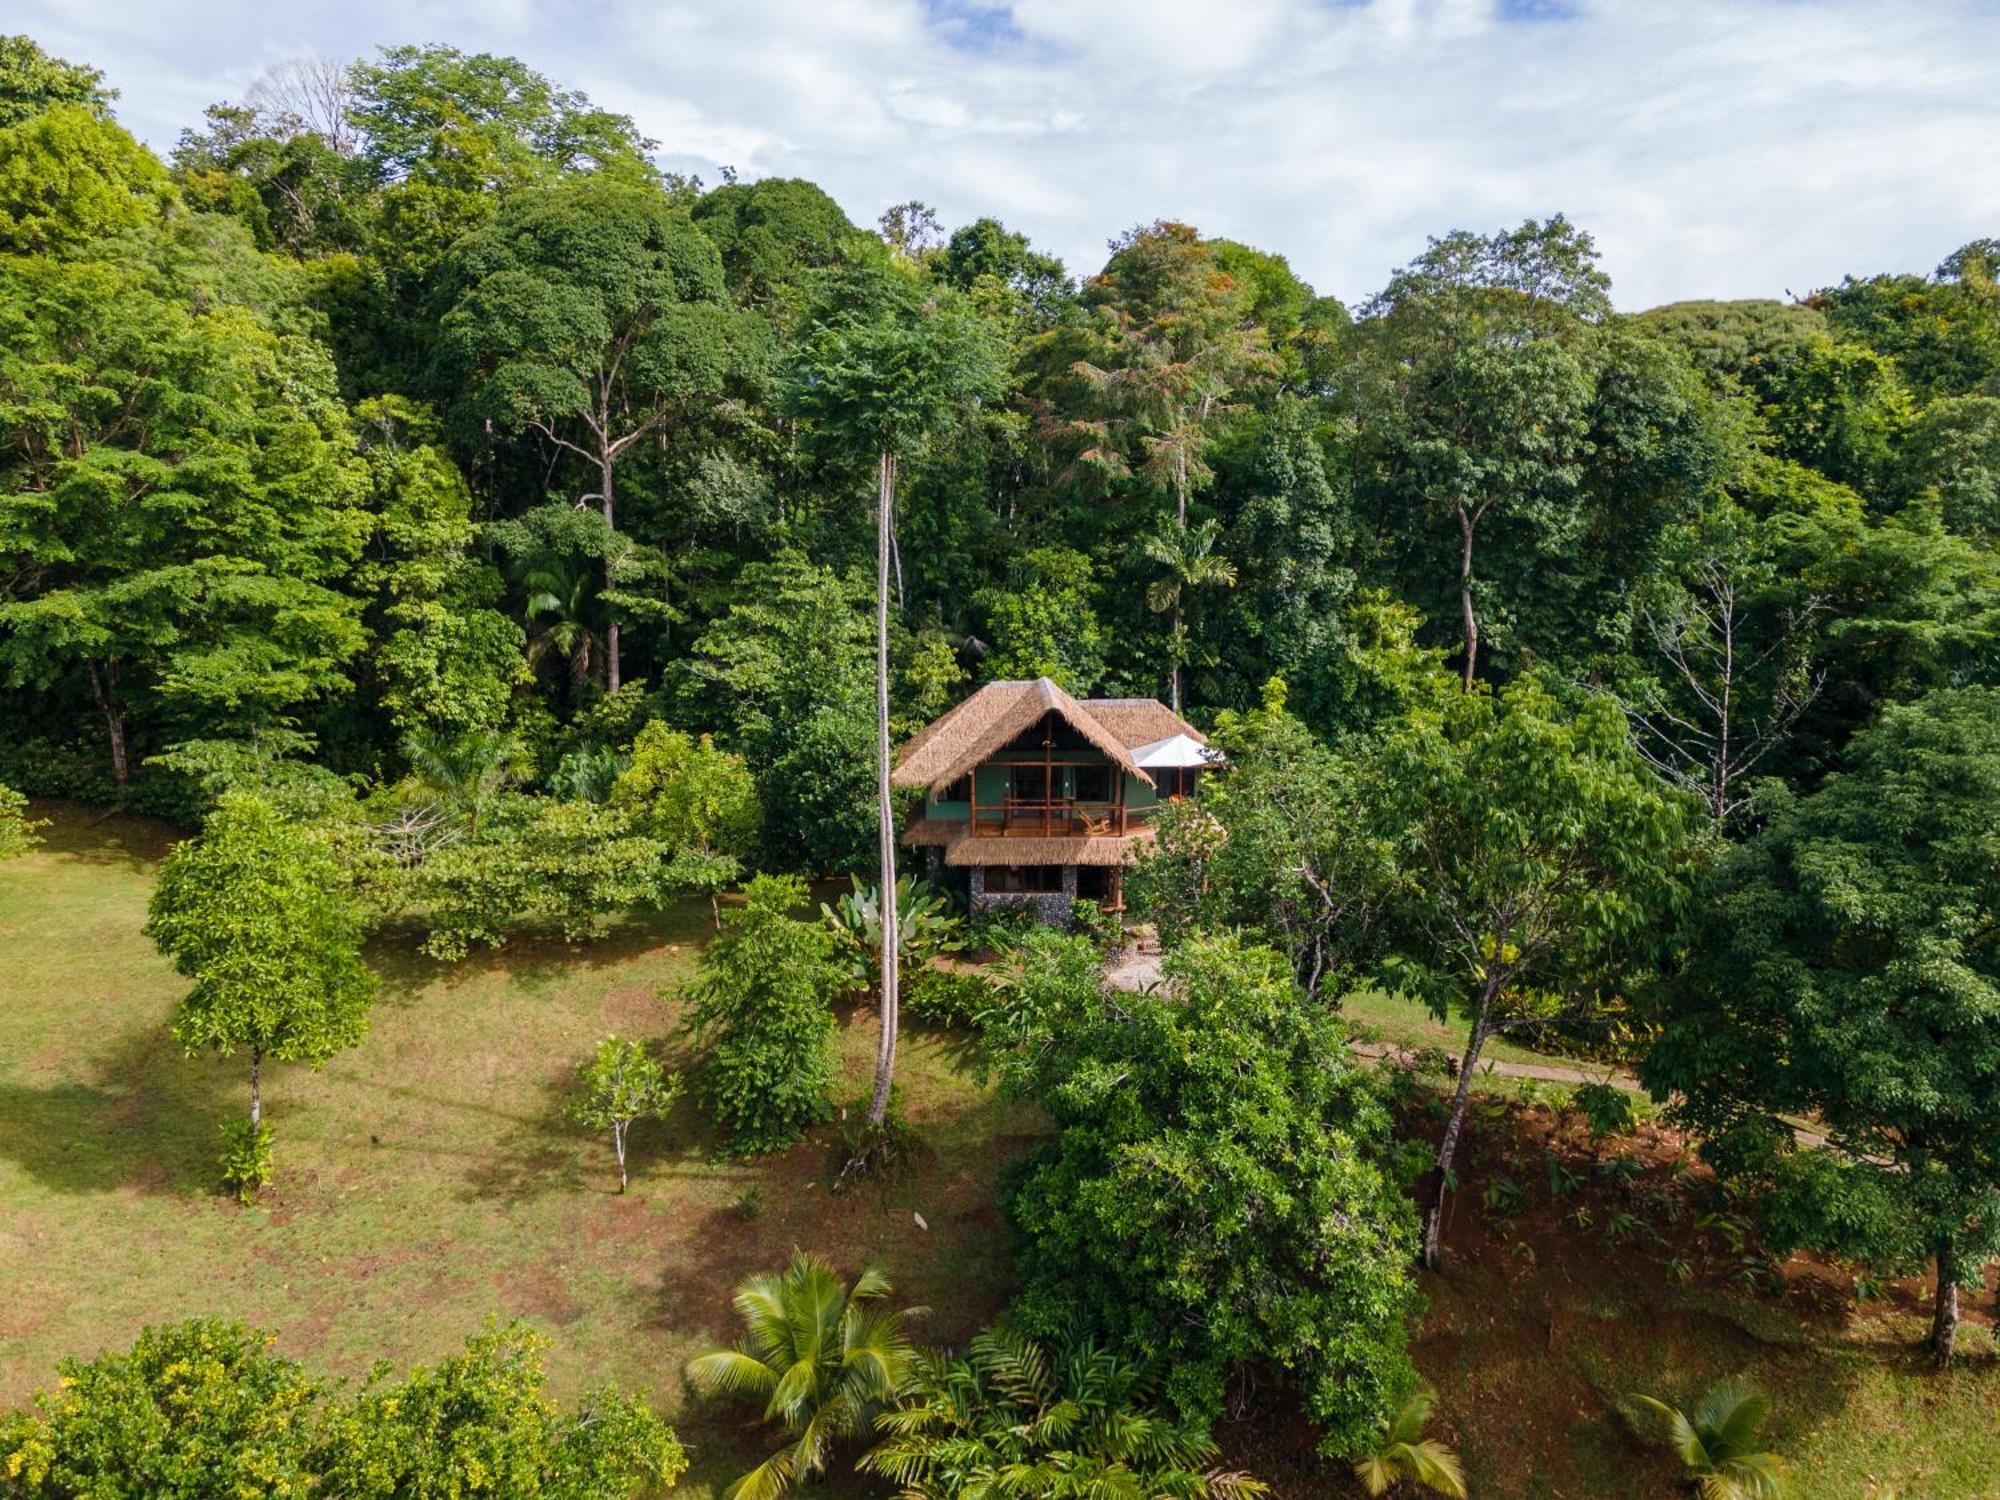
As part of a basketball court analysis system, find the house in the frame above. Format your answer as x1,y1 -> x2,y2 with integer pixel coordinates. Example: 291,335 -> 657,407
892,677 -> 1221,924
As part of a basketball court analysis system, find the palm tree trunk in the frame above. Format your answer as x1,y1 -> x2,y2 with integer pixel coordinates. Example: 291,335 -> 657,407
1458,506 -> 1479,692
868,448 -> 900,1129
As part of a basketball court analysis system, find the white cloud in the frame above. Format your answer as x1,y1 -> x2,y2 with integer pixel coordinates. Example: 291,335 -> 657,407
18,0 -> 2000,307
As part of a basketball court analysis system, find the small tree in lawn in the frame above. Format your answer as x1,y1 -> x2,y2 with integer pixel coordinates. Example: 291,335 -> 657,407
783,267 -> 1005,1134
679,874 -> 844,1154
145,793 -> 374,1199
1379,676 -> 1694,1269
569,1035 -> 680,1193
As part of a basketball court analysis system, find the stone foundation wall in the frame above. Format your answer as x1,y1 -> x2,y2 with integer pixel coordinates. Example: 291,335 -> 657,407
968,863 -> 1077,927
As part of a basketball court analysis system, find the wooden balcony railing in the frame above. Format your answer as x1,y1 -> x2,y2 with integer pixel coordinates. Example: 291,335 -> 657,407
968,800 -> 1156,838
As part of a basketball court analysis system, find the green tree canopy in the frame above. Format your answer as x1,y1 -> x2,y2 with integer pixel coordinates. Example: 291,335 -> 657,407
1643,686 -> 2000,1363
991,932 -> 1422,1458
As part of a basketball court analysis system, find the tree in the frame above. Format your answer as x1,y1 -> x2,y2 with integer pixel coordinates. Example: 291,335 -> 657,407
686,1251 -> 920,1500
1619,499 -> 1824,832
980,545 -> 1107,692
989,932 -> 1421,1457
0,35 -> 115,127
1130,678 -> 1395,1001
1631,1381 -> 1790,1500
0,244 -> 371,796
784,268 -> 1006,1130
862,1326 -> 1266,1499
145,794 -> 374,1184
406,795 -> 670,960
1379,677 -> 1694,1268
1641,687 -> 2000,1364
1138,516 -> 1237,712
611,723 -> 759,871
0,106 -> 172,255
1352,1384 -> 1467,1498
401,726 -> 521,838
678,874 -> 843,1153
434,176 -> 749,689
568,1035 -> 681,1193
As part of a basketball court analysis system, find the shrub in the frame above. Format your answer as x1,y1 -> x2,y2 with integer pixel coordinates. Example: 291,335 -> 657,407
679,874 -> 843,1153
903,966 -> 996,1029
217,1120 -> 275,1204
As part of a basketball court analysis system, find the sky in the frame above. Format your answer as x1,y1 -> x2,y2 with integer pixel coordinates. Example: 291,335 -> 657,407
20,0 -> 2000,310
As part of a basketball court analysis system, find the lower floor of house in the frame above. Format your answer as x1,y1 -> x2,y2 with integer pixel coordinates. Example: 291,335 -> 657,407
920,854 -> 1125,926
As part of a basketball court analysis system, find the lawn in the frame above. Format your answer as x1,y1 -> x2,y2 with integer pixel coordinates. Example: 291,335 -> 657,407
3,803 -> 1996,1498
0,803 -> 1034,1496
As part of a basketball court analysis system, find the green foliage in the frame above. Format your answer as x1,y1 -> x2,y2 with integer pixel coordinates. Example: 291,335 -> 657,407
216,1118 -> 275,1204
686,1251 -> 919,1500
568,1035 -> 681,1193
0,105 -> 173,254
1352,1383 -> 1468,1498
312,1323 -> 684,1500
611,721 -> 759,856
0,1319 -> 683,1499
1630,1380 -> 1790,1500
901,965 -> 997,1029
1643,686 -> 2000,1352
1574,1080 -> 1641,1142
0,36 -> 115,128
990,932 -> 1422,1457
404,795 -> 670,959
0,1320 -> 320,1498
0,781 -> 45,858
679,874 -> 843,1153
820,875 -> 965,996
980,545 -> 1108,692
146,793 -> 374,1139
863,1325 -> 1266,1498
1131,676 -> 1393,999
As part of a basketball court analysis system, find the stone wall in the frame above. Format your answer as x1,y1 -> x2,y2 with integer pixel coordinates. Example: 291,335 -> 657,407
968,863 -> 1076,927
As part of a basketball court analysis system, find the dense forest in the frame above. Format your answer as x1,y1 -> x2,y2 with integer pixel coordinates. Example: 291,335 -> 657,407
2,28 -> 1998,1496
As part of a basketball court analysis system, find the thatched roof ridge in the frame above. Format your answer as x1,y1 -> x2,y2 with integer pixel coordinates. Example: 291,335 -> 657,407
891,678 -> 1151,793
942,827 -> 1155,867
1082,698 -> 1206,751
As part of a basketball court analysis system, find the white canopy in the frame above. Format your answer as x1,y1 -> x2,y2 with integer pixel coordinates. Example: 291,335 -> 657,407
1130,733 -> 1224,770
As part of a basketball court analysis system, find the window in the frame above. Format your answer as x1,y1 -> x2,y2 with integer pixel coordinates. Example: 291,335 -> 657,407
1011,765 -> 1051,802
938,776 -> 971,804
986,864 -> 1065,894
1072,764 -> 1110,803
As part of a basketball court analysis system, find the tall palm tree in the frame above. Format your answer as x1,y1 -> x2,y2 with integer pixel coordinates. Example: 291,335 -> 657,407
1632,1380 -> 1790,1500
520,555 -> 603,701
1352,1383 -> 1467,1498
687,1251 -> 921,1500
1139,516 -> 1237,712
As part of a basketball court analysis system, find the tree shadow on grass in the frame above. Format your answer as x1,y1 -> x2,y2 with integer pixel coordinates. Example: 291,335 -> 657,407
365,905 -> 716,1006
0,1022 -> 234,1196
27,799 -> 183,870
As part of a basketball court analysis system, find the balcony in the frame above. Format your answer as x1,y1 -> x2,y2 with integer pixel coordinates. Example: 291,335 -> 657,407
968,799 -> 1157,838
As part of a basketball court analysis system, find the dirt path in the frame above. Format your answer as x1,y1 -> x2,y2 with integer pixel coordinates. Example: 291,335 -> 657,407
1349,1039 -> 1641,1091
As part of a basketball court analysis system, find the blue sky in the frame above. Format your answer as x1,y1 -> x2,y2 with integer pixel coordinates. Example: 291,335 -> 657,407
23,0 -> 2000,308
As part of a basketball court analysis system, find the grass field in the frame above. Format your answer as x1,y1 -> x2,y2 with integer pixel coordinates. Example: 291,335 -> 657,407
3,803 -> 1996,1497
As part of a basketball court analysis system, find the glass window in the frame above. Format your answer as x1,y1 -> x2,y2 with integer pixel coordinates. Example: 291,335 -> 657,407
987,864 -> 1065,893
1072,764 -> 1110,802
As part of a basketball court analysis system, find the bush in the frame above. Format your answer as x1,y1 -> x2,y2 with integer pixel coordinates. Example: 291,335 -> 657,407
217,1119 -> 275,1204
0,1320 -> 684,1500
991,933 -> 1423,1456
679,874 -> 843,1153
903,966 -> 996,1029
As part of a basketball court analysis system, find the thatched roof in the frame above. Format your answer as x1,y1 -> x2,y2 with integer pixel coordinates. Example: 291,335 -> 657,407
892,678 -> 1205,795
942,827 -> 1155,867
